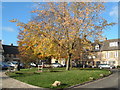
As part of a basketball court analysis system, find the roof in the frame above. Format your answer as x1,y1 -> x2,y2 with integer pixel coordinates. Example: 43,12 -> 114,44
101,39 -> 120,51
0,40 -> 4,53
2,45 -> 19,54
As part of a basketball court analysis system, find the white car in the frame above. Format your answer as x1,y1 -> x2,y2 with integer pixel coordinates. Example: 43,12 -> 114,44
98,64 -> 115,69
51,63 -> 63,68
7,61 -> 18,67
30,63 -> 36,67
6,61 -> 24,68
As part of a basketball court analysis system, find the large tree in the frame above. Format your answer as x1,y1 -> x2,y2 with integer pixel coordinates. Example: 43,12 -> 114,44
10,2 -> 115,70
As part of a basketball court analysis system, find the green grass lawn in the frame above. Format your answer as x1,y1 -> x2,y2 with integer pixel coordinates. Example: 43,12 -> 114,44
6,67 -> 111,89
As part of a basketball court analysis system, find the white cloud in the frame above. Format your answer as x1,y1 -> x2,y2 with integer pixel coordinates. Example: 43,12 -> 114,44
109,6 -> 118,18
2,27 -> 15,32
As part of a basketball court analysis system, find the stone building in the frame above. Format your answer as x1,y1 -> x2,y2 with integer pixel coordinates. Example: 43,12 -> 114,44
2,44 -> 20,62
0,40 -> 4,62
51,39 -> 120,67
92,39 -> 120,67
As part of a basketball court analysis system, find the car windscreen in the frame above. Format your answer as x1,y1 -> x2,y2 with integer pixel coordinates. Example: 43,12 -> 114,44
99,64 -> 106,65
12,62 -> 18,64
1,62 -> 9,66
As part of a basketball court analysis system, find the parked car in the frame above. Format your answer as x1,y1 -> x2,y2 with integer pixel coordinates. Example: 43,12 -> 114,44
98,64 -> 115,69
6,61 -> 17,67
51,63 -> 63,67
19,63 -> 24,68
6,61 -> 24,68
30,63 -> 37,67
38,63 -> 52,68
0,62 -> 11,70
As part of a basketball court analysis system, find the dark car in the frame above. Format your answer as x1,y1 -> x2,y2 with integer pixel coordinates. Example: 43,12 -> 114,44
0,62 -> 11,70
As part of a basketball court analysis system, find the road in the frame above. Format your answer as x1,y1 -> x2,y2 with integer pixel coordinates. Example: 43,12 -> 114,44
74,69 -> 120,89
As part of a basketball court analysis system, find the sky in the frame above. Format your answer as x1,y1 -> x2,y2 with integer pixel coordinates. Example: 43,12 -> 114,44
1,2 -> 119,46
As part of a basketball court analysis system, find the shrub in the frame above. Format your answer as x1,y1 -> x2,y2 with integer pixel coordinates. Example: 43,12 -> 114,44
117,66 -> 120,68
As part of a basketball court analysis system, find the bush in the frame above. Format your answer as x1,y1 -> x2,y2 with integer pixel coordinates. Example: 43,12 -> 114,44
117,66 -> 120,68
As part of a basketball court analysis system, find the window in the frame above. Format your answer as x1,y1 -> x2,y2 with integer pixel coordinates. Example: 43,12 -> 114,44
115,51 -> 118,57
109,61 -> 115,64
6,54 -> 9,57
118,42 -> 120,46
105,52 -> 109,58
14,54 -> 16,58
109,52 -> 114,58
109,42 -> 118,47
95,44 -> 99,50
55,61 -> 58,63
11,54 -> 14,57
105,53 -> 107,58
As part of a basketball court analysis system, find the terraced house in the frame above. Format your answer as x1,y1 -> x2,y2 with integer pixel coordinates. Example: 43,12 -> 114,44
0,40 -> 4,62
1,39 -> 120,67
51,39 -> 120,67
2,43 -> 20,62
93,39 -> 120,67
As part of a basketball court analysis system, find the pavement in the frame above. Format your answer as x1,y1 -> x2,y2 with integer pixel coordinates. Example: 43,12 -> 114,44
0,70 -> 41,89
73,69 -> 120,89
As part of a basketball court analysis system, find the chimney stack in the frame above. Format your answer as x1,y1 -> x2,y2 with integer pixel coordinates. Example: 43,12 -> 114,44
11,43 -> 13,46
105,38 -> 107,40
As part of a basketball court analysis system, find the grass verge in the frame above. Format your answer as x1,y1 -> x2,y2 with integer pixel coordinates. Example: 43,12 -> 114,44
6,67 -> 111,89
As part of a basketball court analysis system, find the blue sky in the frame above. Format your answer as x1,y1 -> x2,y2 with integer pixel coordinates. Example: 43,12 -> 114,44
1,2 -> 119,46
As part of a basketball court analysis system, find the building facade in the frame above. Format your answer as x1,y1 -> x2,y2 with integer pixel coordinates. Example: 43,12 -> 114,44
2,44 -> 20,62
1,39 -> 120,67
93,39 -> 120,67
51,39 -> 120,67
0,40 -> 4,62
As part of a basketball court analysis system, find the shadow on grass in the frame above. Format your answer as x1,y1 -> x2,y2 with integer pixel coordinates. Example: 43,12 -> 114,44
79,68 -> 101,70
15,72 -> 23,74
50,70 -> 63,72
9,72 -> 37,78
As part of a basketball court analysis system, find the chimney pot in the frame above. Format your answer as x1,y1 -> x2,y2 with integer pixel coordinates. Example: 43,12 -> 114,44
11,43 -> 13,46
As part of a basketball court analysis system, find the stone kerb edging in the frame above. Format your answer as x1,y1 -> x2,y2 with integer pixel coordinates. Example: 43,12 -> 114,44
66,70 -> 113,89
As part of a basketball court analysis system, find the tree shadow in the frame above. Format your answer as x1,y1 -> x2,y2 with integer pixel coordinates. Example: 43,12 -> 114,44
9,72 -> 35,78
80,68 -> 101,70
50,70 -> 63,72
15,72 -> 23,74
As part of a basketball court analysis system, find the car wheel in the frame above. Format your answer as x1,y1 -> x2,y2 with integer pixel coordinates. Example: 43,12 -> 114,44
110,67 -> 112,69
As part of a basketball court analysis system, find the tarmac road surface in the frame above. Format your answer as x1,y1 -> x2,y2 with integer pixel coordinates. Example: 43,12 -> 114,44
74,69 -> 120,89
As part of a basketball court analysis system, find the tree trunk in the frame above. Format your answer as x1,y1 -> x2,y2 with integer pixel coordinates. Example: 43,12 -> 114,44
17,60 -> 20,71
66,53 -> 72,71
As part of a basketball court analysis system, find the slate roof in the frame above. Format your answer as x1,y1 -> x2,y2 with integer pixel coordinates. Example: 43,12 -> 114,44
101,39 -> 120,51
2,45 -> 19,54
